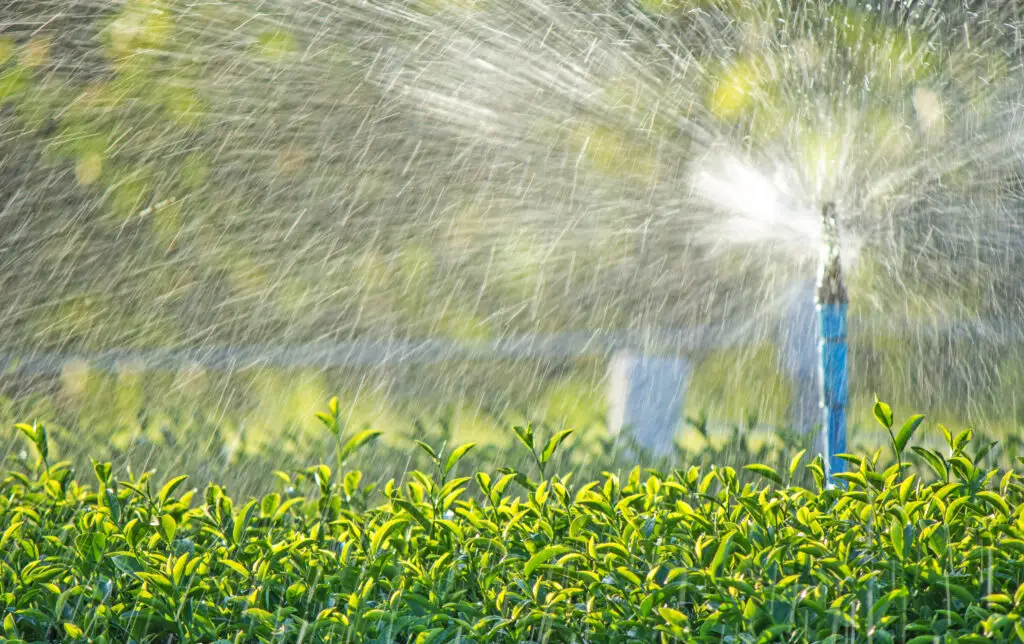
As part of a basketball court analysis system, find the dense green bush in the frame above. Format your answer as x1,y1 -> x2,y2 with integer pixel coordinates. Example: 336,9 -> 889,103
3,400 -> 1024,642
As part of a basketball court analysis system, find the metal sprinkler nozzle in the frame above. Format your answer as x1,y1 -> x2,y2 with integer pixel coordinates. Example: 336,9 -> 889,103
816,202 -> 848,305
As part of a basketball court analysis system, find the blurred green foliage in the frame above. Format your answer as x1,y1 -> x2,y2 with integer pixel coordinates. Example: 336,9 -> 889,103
0,0 -> 1022,444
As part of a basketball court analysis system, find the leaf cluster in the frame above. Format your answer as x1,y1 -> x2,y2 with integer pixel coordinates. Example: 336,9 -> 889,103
4,402 -> 1024,642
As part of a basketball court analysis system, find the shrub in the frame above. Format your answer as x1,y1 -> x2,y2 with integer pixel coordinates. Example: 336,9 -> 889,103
2,400 -> 1024,642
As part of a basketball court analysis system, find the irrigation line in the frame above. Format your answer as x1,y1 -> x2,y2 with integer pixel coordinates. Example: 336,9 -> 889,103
0,315 -> 1020,377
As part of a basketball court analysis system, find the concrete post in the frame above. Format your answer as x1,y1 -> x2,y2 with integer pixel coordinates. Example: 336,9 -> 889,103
780,279 -> 820,434
607,350 -> 690,459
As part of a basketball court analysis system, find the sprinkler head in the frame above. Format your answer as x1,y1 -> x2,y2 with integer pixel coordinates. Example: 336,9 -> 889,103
816,202 -> 848,305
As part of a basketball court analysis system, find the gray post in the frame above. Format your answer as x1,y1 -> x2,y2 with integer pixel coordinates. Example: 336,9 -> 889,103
607,350 -> 690,458
780,279 -> 820,434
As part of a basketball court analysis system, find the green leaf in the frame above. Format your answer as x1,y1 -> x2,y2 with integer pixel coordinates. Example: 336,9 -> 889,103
475,472 -> 491,496
271,497 -> 304,523
953,429 -> 973,453
940,424 -> 953,449
743,464 -> 783,485
221,559 -> 250,578
315,464 -> 332,493
894,414 -> 924,454
63,622 -> 84,639
370,518 -> 410,553
260,492 -> 281,517
889,517 -> 905,560
3,613 -> 18,639
91,458 -> 112,485
35,423 -> 48,461
244,608 -> 275,625
788,449 -> 807,479
709,529 -> 737,578
911,446 -> 947,480
658,607 -> 689,626
14,422 -> 36,444
126,609 -> 178,640
76,532 -> 107,563
523,545 -> 571,578
157,475 -> 189,505
394,499 -> 433,532
444,442 -> 477,476
945,496 -> 970,524
540,429 -> 574,465
976,490 -> 1010,516
232,500 -> 258,546
873,396 -> 893,430
414,440 -> 439,462
316,413 -> 339,436
0,520 -> 23,550
938,580 -> 975,605
158,515 -> 177,545
512,425 -> 535,453
340,429 -> 382,464
111,554 -> 145,575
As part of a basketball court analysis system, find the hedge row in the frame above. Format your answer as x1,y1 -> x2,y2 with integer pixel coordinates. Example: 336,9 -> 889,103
2,400 -> 1024,642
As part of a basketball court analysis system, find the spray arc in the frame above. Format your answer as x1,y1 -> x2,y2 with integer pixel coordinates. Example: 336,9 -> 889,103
816,202 -> 848,484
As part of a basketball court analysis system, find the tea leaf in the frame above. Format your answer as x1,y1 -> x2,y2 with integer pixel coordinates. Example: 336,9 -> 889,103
744,464 -> 783,485
91,458 -> 112,486
157,475 -> 189,505
894,414 -> 925,454
63,622 -> 84,639
158,514 -> 177,544
512,425 -> 535,453
371,518 -> 410,553
444,442 -> 477,476
341,429 -> 382,464
540,429 -> 574,466
709,529 -> 737,578
414,440 -> 439,462
394,499 -> 432,532
788,449 -> 807,479
873,396 -> 893,429
889,517 -> 905,560
976,490 -> 1010,516
523,545 -> 572,578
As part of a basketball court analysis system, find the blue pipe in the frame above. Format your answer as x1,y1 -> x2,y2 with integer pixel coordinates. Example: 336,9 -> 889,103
818,301 -> 848,484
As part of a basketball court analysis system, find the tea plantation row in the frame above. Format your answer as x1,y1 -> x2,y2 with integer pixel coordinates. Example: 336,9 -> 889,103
2,400 -> 1024,642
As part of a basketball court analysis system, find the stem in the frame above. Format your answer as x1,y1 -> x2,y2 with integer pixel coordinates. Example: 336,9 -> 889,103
887,429 -> 903,482
336,432 -> 344,489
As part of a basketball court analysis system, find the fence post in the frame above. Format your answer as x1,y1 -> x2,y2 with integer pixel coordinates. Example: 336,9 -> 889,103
607,351 -> 690,458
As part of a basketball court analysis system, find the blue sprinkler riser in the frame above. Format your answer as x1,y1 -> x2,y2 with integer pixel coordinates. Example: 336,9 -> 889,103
817,302 -> 848,484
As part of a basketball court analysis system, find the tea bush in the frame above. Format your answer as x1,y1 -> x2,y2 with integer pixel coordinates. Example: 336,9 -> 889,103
3,400 -> 1024,642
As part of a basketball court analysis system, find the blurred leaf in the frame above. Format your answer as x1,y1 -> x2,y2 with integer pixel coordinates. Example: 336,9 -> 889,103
341,429 -> 382,465
414,440 -> 439,463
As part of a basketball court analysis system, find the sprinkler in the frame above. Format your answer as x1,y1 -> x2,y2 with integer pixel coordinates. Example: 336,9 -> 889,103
817,202 -> 848,485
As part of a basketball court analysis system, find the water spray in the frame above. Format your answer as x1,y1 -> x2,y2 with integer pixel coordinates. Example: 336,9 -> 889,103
817,202 -> 848,485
